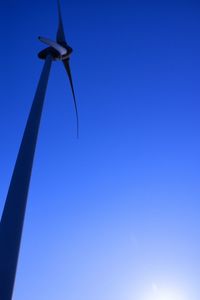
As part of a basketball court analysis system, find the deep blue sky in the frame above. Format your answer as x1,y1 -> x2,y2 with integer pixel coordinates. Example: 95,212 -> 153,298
0,0 -> 200,299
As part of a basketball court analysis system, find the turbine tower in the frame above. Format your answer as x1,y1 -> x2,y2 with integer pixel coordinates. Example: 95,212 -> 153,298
0,1 -> 78,299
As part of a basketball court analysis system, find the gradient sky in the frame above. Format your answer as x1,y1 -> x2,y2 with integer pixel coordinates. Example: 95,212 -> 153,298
0,0 -> 200,299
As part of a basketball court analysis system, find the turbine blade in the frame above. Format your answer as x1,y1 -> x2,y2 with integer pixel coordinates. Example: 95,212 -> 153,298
63,59 -> 79,137
0,55 -> 52,300
38,36 -> 67,56
56,0 -> 67,45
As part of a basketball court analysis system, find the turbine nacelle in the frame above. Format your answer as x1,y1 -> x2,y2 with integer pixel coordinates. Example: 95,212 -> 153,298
38,36 -> 73,61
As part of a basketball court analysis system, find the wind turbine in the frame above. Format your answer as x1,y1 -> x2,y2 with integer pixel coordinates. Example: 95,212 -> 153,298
0,1 -> 78,299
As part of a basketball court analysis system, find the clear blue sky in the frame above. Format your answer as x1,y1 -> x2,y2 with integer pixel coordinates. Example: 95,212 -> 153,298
0,0 -> 200,299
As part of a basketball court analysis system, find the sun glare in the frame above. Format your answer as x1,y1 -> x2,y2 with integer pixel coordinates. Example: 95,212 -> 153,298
143,283 -> 185,300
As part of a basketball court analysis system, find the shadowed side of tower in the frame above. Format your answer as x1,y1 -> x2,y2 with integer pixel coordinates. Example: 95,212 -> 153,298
0,55 -> 52,300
